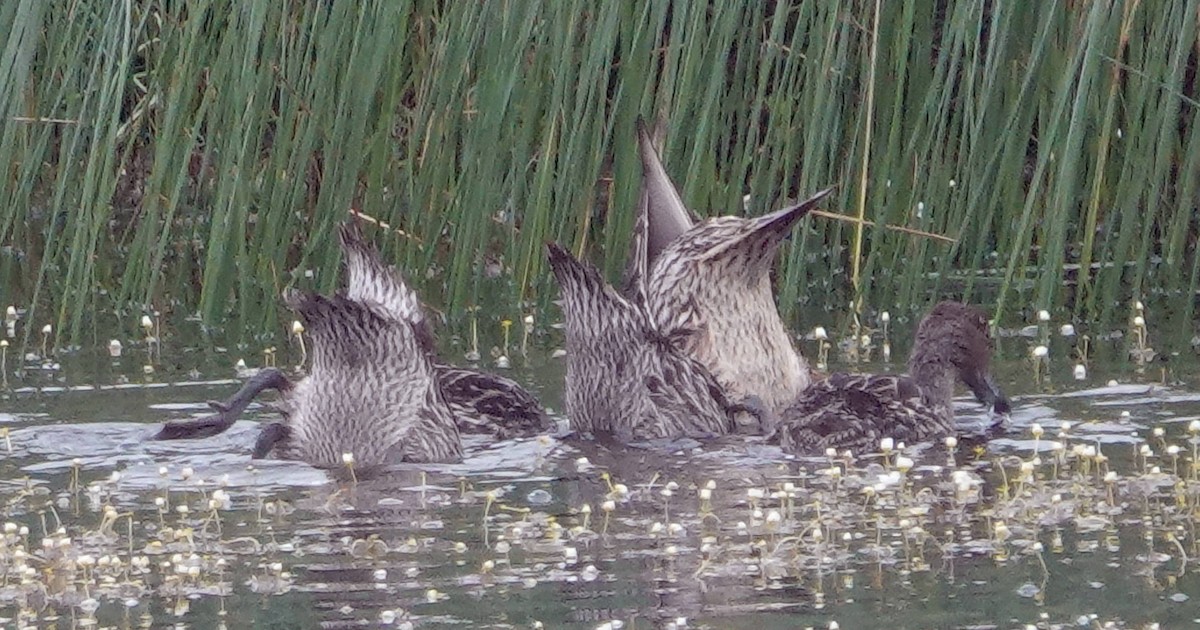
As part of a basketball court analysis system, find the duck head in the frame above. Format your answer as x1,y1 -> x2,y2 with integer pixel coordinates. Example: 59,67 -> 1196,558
909,302 -> 1010,414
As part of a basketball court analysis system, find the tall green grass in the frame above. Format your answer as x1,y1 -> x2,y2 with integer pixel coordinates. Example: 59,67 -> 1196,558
1,1 -> 1197,348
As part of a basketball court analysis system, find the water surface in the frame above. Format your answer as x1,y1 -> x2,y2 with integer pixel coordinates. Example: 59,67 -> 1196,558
1,325 -> 1198,629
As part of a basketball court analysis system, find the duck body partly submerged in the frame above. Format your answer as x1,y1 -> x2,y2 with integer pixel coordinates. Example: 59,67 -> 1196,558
625,118 -> 832,419
268,287 -> 462,466
546,241 -> 751,441
436,365 -> 548,439
770,302 -> 1010,455
153,223 -> 547,469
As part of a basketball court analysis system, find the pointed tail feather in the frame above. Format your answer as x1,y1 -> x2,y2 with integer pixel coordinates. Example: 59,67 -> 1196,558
336,223 -> 436,353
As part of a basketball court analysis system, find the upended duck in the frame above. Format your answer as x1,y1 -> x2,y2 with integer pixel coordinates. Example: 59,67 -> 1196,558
153,223 -> 547,468
546,237 -> 761,441
625,117 -> 833,420
768,301 -> 1011,455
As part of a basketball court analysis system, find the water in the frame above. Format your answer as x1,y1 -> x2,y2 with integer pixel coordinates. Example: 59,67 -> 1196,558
1,328 -> 1199,629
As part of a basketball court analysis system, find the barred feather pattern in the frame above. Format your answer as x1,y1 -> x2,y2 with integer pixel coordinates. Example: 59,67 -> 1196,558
273,291 -> 461,468
154,223 -> 547,465
341,222 -> 547,437
339,223 -> 437,352
547,243 -> 734,440
436,365 -> 550,438
772,302 -> 1004,455
647,215 -> 811,418
772,372 -> 952,454
643,189 -> 830,419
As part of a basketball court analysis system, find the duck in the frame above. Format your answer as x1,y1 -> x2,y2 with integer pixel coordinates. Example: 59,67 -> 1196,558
629,117 -> 833,419
546,238 -> 761,441
768,301 -> 1011,455
153,223 -> 548,468
330,225 -> 549,439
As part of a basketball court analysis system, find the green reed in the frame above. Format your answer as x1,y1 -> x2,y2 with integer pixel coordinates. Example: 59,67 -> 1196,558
1,1 -> 1197,347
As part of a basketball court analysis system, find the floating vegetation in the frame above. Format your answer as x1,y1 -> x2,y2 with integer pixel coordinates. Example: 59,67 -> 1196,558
0,332 -> 1198,627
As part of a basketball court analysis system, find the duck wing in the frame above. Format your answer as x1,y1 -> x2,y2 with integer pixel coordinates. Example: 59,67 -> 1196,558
621,116 -> 696,299
435,365 -> 549,438
772,373 -> 945,455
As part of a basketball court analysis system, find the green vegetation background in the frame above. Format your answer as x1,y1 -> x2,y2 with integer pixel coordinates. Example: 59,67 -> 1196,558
2,1 -> 1197,347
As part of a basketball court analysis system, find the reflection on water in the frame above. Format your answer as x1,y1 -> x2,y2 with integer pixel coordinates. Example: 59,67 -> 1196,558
1,338 -> 1199,629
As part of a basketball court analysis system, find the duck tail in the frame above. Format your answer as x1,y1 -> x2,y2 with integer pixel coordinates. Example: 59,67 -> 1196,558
334,223 -> 437,353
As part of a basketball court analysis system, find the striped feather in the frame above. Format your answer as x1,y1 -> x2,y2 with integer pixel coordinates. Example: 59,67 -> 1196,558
644,182 -> 832,419
338,222 -> 436,353
772,373 -> 952,454
436,365 -> 550,438
547,242 -> 735,440
772,302 -> 1008,455
154,223 -> 549,471
278,290 -> 461,467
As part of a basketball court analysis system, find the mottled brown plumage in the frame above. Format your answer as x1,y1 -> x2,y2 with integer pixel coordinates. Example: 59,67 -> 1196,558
770,302 -> 1010,454
645,190 -> 832,418
153,223 -> 548,468
269,287 -> 462,466
547,242 -> 752,441
437,366 -> 547,439
340,225 -> 549,437
623,117 -> 832,419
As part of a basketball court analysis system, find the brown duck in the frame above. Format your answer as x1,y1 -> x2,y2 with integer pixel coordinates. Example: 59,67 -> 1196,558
769,302 -> 1010,454
153,224 -> 547,469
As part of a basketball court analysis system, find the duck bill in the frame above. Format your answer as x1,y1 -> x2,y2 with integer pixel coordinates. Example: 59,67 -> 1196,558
635,117 -> 694,260
965,371 -> 1011,415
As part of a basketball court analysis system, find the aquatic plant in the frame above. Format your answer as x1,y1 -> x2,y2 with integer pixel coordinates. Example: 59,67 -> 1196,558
0,2 -> 1197,347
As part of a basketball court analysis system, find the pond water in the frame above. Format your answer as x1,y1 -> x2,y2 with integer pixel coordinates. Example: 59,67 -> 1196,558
1,319 -> 1199,629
